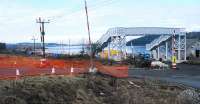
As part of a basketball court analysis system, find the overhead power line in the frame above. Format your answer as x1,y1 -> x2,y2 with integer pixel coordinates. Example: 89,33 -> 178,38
0,0 -> 121,23
47,0 -> 120,22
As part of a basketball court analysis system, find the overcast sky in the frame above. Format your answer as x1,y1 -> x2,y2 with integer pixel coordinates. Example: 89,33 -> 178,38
0,0 -> 200,44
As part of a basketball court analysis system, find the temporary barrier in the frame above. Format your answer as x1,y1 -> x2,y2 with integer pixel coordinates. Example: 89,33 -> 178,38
97,66 -> 128,78
172,63 -> 177,69
0,55 -> 128,80
51,67 -> 56,74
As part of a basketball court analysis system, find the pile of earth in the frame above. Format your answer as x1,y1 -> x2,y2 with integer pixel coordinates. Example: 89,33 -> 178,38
0,73 -> 199,104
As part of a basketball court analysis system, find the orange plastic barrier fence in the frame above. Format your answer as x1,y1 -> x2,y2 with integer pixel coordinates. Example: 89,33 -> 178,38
95,62 -> 128,78
0,55 -> 128,80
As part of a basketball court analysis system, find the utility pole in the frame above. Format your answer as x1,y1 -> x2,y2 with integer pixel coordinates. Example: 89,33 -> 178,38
36,17 -> 50,58
31,36 -> 37,56
61,41 -> 64,54
68,39 -> 71,55
82,38 -> 85,55
60,41 -> 62,54
84,0 -> 94,69
131,41 -> 134,58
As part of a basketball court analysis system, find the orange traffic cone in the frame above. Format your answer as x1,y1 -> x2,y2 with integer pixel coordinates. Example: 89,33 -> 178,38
70,67 -> 74,76
172,63 -> 177,69
16,69 -> 20,76
15,69 -> 20,80
51,67 -> 55,74
71,67 -> 74,73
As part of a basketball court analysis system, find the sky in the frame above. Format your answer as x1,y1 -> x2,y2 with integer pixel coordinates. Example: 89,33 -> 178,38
0,0 -> 200,44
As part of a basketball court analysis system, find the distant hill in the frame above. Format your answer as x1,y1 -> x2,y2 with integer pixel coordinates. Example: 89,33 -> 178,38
16,42 -> 83,46
187,32 -> 200,39
0,43 -> 6,50
17,42 -> 59,46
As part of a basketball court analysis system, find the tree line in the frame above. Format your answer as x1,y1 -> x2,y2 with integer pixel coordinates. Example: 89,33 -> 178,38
0,43 -> 6,50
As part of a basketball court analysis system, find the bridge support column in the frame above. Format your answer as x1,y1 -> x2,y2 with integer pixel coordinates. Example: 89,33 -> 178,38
165,41 -> 168,60
108,42 -> 111,60
109,36 -> 127,61
124,36 -> 127,59
131,41 -> 134,58
177,33 -> 187,61
178,34 -> 181,61
157,46 -> 160,60
184,35 -> 187,60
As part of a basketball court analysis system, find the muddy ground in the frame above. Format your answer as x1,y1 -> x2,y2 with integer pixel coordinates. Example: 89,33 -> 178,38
0,73 -> 199,104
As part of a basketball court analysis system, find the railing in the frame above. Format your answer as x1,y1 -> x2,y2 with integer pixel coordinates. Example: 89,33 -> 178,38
146,35 -> 171,50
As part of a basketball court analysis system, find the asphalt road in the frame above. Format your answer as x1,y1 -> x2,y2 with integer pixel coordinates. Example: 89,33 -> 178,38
129,64 -> 200,89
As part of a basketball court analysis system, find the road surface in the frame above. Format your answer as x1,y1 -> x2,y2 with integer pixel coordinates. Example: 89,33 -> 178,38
129,63 -> 200,89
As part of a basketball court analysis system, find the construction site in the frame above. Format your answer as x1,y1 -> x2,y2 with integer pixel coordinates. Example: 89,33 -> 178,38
1,0 -> 200,104
0,28 -> 200,103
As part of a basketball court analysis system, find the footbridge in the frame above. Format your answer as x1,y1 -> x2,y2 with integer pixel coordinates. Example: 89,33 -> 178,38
98,27 -> 186,62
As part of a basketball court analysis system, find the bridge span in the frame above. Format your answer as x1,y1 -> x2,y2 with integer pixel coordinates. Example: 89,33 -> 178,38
98,27 -> 186,62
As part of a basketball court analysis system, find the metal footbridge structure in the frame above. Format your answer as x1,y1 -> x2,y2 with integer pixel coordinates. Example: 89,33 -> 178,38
98,27 -> 186,62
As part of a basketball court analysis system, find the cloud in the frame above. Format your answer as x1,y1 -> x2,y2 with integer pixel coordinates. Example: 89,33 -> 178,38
0,0 -> 200,43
